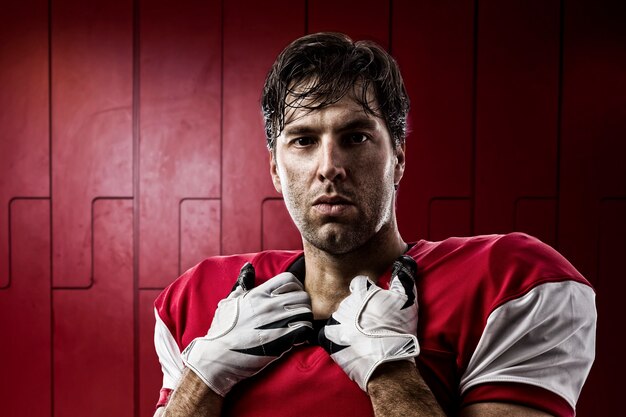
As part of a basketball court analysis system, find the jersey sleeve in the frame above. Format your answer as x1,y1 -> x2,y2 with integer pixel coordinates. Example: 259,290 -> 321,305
154,307 -> 184,408
459,280 -> 596,416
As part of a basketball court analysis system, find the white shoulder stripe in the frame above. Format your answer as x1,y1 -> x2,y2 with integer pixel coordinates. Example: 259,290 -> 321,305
459,281 -> 596,408
154,307 -> 185,390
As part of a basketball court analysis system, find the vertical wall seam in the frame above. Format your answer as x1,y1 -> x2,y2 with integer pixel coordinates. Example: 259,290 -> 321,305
6,200 -> 12,290
132,0 -> 141,415
176,198 -> 180,276
219,0 -> 224,255
304,0 -> 308,35
388,0 -> 393,53
48,0 -> 55,414
470,0 -> 479,235
260,200 -> 265,250
555,0 -> 564,250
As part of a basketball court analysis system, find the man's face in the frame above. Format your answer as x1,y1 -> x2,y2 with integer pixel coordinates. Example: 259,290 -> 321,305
270,90 -> 405,255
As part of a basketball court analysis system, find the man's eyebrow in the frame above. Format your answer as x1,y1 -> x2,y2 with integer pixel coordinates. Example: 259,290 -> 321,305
336,118 -> 378,133
283,125 -> 317,137
283,117 -> 379,137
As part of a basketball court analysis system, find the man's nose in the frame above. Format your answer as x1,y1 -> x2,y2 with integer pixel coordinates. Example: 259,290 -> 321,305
317,138 -> 347,183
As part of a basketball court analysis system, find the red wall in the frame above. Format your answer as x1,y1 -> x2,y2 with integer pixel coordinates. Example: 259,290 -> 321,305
1,1 -> 624,416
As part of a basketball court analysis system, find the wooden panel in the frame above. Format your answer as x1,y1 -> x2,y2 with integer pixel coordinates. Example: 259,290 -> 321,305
577,199 -> 626,417
474,0 -> 560,235
262,199 -> 302,251
52,0 -> 133,287
139,289 -> 164,417
428,198 -> 472,241
180,199 -> 221,273
558,0 -> 626,284
139,0 -> 222,288
0,200 -> 51,417
307,0 -> 389,47
393,0 -> 474,241
53,199 -> 133,417
514,198 -> 556,247
0,0 -> 49,287
221,0 -> 304,255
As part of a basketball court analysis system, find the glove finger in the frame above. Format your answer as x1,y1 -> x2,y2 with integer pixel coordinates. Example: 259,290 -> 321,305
284,301 -> 311,312
279,287 -> 312,309
271,280 -> 305,295
268,275 -> 311,309
349,275 -> 376,294
231,321 -> 313,357
389,256 -> 417,309
330,276 -> 376,322
256,310 -> 313,330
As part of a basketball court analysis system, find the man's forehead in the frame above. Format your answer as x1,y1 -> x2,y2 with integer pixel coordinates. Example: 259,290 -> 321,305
283,113 -> 380,138
283,81 -> 380,128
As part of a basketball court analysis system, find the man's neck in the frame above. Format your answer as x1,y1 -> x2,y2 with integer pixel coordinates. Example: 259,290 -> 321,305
302,222 -> 407,319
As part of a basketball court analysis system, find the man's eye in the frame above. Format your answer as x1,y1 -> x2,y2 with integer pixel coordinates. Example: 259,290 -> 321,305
293,137 -> 315,147
346,133 -> 368,144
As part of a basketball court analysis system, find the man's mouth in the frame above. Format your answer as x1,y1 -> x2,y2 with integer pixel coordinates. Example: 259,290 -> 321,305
312,195 -> 354,216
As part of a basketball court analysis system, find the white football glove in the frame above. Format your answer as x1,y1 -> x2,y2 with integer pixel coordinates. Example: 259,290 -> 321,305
318,255 -> 420,391
181,262 -> 313,396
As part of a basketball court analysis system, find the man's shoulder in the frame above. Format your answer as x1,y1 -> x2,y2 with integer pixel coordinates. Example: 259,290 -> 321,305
414,231 -> 558,256
411,232 -> 591,303
411,233 -> 594,366
413,232 -> 585,279
159,249 -> 303,299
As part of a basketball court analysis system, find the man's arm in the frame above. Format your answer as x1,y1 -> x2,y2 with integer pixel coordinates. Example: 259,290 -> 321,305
156,368 -> 223,417
367,361 -> 445,417
368,362 -> 555,417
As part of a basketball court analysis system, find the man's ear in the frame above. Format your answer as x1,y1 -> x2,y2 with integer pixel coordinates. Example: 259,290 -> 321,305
394,142 -> 406,185
270,151 -> 282,194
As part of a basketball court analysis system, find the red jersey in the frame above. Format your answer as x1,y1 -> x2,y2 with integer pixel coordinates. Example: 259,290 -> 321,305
154,233 -> 596,416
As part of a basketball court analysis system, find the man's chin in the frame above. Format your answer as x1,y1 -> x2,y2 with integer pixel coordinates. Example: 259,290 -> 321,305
303,228 -> 364,256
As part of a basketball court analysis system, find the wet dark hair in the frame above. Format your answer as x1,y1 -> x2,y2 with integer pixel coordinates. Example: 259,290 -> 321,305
261,32 -> 410,149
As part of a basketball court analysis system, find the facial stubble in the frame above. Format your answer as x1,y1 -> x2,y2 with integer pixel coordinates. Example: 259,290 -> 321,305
281,166 -> 396,256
